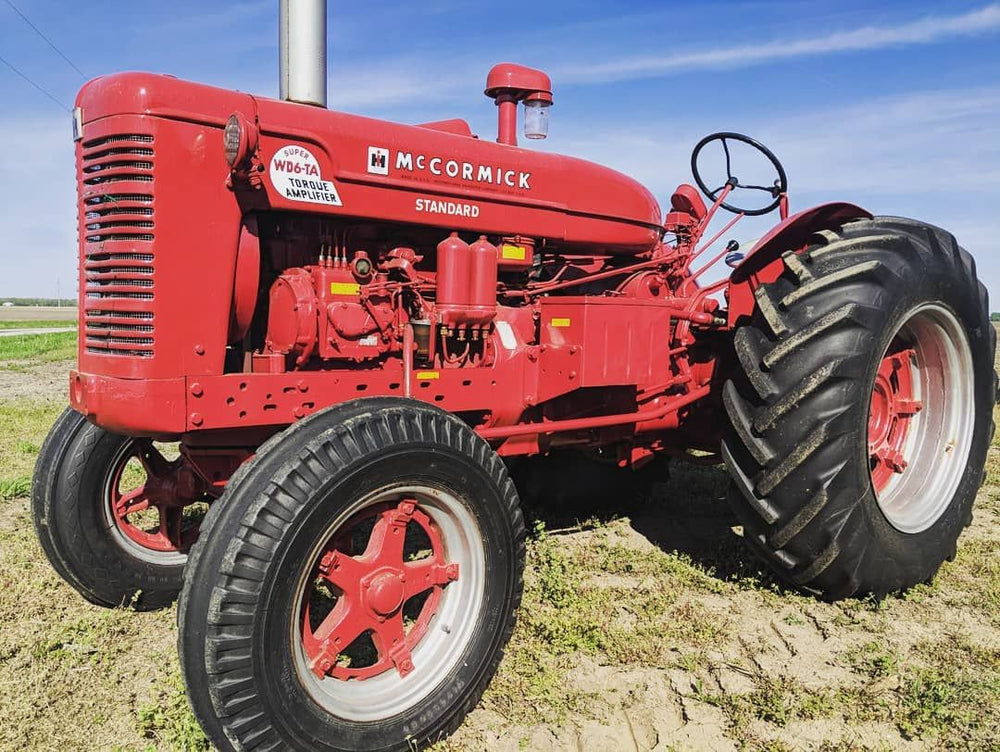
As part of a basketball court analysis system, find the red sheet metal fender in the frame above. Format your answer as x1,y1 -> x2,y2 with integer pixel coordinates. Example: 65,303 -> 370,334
727,202 -> 873,326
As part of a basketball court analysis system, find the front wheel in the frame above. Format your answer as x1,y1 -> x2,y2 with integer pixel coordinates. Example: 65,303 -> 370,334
723,217 -> 995,599
31,408 -> 209,610
178,397 -> 525,751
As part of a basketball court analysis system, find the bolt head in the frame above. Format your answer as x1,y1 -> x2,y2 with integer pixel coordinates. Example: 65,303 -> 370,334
318,551 -> 338,573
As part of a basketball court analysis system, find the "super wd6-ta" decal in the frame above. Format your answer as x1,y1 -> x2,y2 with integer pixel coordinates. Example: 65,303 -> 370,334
269,145 -> 343,206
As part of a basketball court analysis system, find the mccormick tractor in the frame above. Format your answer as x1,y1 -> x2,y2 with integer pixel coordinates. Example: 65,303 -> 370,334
31,2 -> 995,750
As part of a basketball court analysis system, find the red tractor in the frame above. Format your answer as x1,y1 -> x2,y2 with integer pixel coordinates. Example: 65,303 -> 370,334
32,3 -> 995,750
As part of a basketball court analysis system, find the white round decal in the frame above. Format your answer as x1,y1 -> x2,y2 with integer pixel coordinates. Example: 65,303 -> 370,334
269,144 -> 342,206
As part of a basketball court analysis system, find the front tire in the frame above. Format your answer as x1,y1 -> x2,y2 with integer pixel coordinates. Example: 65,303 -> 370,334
31,409 -> 207,610
178,397 -> 525,751
723,217 -> 995,599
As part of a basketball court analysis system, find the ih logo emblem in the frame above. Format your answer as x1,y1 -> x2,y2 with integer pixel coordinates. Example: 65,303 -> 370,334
367,146 -> 389,175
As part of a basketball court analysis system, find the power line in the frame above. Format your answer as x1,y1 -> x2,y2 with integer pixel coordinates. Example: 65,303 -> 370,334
0,54 -> 69,110
4,0 -> 86,79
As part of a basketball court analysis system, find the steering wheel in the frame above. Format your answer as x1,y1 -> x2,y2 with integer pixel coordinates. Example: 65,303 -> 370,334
691,132 -> 788,216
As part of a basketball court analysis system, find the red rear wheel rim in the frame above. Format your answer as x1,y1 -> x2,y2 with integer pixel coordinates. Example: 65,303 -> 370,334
866,304 -> 975,532
867,344 -> 921,493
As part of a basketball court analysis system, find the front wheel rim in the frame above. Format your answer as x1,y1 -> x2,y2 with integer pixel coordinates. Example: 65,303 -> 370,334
867,303 -> 976,533
102,440 -> 207,563
291,484 -> 486,723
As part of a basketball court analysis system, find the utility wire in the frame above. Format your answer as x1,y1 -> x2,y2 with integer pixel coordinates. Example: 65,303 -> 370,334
4,0 -> 86,78
0,54 -> 69,110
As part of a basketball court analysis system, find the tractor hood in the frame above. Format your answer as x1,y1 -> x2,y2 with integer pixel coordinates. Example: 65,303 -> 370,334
76,72 -> 663,254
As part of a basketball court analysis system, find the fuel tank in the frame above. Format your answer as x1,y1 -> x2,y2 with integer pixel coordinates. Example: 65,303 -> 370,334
77,72 -> 662,254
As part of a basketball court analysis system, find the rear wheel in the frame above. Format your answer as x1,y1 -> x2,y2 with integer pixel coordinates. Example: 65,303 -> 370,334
178,397 -> 524,751
723,217 -> 995,598
31,412 -> 209,610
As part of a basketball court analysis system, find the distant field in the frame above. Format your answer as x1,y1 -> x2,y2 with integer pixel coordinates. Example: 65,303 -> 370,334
0,306 -> 77,322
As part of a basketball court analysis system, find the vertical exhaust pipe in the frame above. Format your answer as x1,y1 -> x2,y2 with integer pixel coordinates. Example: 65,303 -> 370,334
279,0 -> 327,107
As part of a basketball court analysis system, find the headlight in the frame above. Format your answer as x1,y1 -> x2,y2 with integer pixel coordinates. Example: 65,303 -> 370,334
224,112 -> 257,167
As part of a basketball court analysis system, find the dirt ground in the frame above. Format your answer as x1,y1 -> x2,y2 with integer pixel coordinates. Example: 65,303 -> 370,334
0,356 -> 997,751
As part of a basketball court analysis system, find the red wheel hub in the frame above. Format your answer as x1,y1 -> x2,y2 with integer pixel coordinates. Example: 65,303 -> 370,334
301,499 -> 460,682
365,570 -> 405,616
868,345 -> 922,493
108,440 -> 207,553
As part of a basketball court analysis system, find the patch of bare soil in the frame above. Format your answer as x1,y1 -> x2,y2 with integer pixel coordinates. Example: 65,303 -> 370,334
0,359 -> 73,403
449,455 -> 1000,751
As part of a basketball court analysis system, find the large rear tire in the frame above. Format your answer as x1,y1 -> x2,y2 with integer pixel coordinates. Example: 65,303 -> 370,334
723,217 -> 995,599
178,397 -> 525,751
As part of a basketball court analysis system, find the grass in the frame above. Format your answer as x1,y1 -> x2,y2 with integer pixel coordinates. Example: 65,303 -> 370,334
0,399 -> 64,482
0,330 -> 76,367
0,475 -> 31,500
0,319 -> 75,330
135,665 -> 210,751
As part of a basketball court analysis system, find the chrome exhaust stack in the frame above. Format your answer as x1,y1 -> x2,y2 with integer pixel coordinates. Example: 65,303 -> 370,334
279,0 -> 327,107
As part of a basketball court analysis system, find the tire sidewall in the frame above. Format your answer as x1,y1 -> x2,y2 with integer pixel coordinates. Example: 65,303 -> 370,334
53,425 -> 185,605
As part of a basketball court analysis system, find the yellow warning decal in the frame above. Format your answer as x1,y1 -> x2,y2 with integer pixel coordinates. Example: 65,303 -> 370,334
416,371 -> 440,380
330,282 -> 360,296
501,244 -> 526,260
550,317 -> 571,328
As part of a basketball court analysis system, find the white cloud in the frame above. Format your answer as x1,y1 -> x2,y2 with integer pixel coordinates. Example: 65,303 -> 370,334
553,85 -> 1000,294
556,86 -> 1000,198
316,5 -> 1000,113
556,4 -> 1000,83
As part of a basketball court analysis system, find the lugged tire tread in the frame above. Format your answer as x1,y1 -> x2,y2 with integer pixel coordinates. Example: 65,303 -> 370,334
723,216 -> 995,598
781,250 -> 814,283
756,423 -> 829,497
753,286 -> 788,337
779,260 -> 881,308
722,381 -> 774,465
762,303 -> 858,369
754,358 -> 842,433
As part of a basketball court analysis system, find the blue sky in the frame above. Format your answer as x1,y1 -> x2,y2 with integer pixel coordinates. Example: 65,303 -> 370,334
1,0 -> 998,299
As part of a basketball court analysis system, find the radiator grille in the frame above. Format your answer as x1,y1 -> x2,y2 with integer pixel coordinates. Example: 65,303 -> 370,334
79,134 -> 156,358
